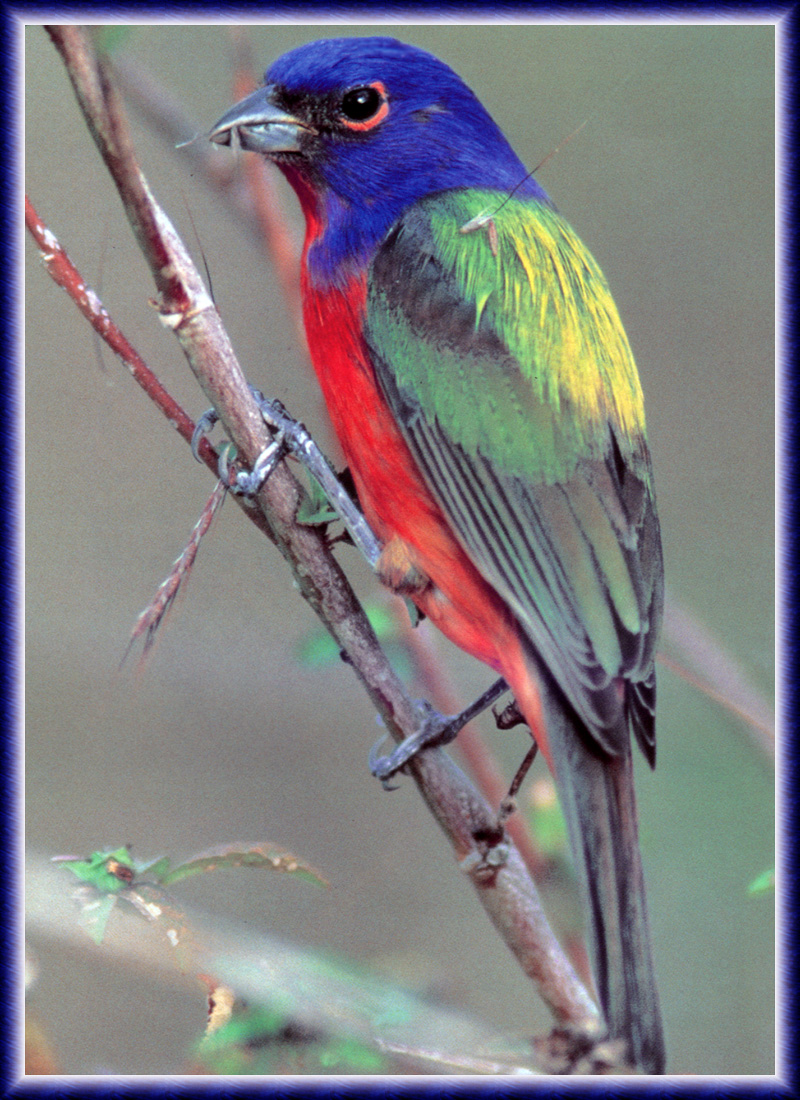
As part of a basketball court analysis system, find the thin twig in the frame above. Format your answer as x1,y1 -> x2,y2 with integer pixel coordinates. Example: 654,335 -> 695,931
24,193 -> 274,550
24,197 -> 202,463
114,44 -> 304,344
127,479 -> 229,661
661,591 -> 775,760
228,28 -> 305,345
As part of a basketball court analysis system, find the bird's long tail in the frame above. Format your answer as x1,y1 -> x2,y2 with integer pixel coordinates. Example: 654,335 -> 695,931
533,666 -> 666,1075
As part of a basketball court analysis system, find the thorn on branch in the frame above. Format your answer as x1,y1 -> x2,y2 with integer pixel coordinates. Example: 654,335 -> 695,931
124,480 -> 227,665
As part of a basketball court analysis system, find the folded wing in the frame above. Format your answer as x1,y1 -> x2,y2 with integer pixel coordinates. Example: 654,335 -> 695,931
365,190 -> 663,761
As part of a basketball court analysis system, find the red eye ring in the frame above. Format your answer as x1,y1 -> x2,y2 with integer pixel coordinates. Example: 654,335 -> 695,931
340,81 -> 390,132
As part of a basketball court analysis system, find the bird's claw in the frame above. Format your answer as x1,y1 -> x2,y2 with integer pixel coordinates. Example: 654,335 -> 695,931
191,388 -> 290,496
368,679 -> 510,787
369,701 -> 465,785
230,433 -> 288,495
368,732 -> 402,790
253,392 -> 291,434
191,408 -> 219,461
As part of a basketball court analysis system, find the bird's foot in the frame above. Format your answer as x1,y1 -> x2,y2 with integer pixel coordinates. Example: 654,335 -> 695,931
493,697 -> 526,730
191,390 -> 289,495
369,677 -> 509,787
192,389 -> 382,567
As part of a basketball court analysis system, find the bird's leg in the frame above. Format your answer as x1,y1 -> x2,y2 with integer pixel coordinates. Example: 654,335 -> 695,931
369,676 -> 510,787
254,391 -> 384,567
495,742 -> 539,828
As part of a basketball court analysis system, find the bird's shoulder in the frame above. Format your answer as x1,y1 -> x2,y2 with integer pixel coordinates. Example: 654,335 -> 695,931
366,188 -> 649,487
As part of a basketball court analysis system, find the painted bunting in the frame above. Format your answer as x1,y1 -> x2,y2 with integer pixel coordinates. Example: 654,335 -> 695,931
211,36 -> 665,1074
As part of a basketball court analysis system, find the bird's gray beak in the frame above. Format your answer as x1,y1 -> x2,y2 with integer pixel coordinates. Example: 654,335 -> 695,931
208,85 -> 314,154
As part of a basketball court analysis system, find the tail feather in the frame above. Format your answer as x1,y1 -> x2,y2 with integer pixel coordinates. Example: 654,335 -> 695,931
536,667 -> 666,1074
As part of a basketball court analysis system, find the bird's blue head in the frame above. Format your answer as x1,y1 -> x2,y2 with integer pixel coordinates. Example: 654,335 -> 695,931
211,36 -> 549,284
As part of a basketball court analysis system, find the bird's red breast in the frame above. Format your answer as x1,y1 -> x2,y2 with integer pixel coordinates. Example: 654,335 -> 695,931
297,211 -> 548,761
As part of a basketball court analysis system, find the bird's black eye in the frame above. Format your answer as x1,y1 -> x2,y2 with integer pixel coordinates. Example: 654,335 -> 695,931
339,82 -> 389,131
342,86 -> 381,120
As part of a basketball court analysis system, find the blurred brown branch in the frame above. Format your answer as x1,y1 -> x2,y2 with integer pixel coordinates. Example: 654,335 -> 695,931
661,591 -> 775,760
26,852 -> 544,1075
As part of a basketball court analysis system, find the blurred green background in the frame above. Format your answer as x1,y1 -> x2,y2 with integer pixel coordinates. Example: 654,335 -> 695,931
24,21 -> 775,1075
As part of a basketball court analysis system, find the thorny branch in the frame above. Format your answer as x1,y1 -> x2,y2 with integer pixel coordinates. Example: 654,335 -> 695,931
35,25 -> 599,1039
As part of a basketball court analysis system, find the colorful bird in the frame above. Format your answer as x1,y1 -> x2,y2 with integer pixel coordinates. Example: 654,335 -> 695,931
211,36 -> 665,1074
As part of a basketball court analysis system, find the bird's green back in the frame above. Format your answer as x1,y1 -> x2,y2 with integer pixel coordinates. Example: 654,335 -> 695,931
367,189 -> 650,488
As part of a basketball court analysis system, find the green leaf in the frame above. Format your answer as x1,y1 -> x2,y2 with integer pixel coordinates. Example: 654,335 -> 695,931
296,472 -> 339,526
747,868 -> 775,896
75,892 -> 118,945
136,856 -> 173,881
56,842 -> 325,951
217,440 -> 238,467
195,1007 -> 388,1075
157,843 -> 328,888
297,601 -> 414,679
317,1037 -> 385,1073
200,1006 -> 287,1052
363,603 -> 400,638
295,626 -> 340,668
57,847 -> 136,894
91,26 -> 136,54
525,787 -> 568,857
